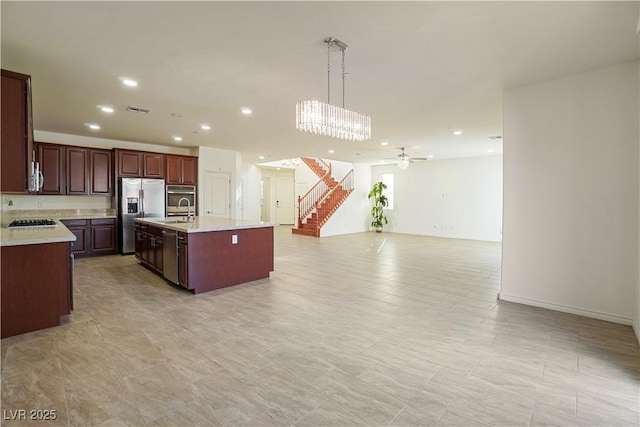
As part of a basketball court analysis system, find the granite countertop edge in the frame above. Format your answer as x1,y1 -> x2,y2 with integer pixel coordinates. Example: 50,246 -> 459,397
1,219 -> 76,247
136,217 -> 277,234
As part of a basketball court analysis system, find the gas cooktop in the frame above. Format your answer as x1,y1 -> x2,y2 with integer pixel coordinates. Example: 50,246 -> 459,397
7,219 -> 57,228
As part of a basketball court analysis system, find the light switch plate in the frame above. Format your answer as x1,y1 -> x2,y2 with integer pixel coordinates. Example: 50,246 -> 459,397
232,235 -> 238,244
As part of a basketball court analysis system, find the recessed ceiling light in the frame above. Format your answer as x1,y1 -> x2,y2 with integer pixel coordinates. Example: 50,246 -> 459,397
427,155 -> 434,159
86,123 -> 100,130
381,141 -> 388,146
328,149 -> 335,154
488,149 -> 495,153
200,124 -> 211,130
173,136 -> 183,142
453,130 -> 463,135
241,108 -> 252,115
98,106 -> 114,113
120,78 -> 138,87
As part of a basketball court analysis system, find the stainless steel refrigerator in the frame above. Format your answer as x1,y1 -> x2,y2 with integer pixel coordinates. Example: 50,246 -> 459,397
118,178 -> 165,254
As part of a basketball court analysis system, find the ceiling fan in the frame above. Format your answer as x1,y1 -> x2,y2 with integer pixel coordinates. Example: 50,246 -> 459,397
385,147 -> 428,169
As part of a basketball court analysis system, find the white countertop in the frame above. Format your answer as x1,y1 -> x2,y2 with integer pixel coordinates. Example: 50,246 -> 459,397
1,220 -> 76,247
136,216 -> 277,233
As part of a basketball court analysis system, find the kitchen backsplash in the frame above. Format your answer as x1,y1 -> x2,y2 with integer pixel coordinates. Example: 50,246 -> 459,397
1,194 -> 112,212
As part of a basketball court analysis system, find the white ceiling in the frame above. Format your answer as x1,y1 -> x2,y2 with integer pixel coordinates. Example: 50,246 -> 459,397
2,1 -> 638,165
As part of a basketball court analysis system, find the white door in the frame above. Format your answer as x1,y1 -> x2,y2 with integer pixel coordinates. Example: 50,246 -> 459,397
204,171 -> 231,217
276,175 -> 295,224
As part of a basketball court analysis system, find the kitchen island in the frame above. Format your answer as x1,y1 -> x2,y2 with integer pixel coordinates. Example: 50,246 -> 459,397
1,220 -> 75,338
134,217 -> 275,294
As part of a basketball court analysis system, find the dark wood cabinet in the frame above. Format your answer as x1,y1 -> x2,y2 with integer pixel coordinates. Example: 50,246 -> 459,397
36,142 -> 65,194
90,219 -> 116,255
116,149 -> 166,179
178,232 -> 188,288
62,218 -> 115,257
1,69 -> 33,194
1,241 -> 72,338
66,147 -> 89,195
62,219 -> 89,256
135,225 -> 164,273
166,155 -> 197,185
144,153 -> 165,178
135,223 -> 145,261
34,144 -> 112,196
116,149 -> 143,177
90,149 -> 112,195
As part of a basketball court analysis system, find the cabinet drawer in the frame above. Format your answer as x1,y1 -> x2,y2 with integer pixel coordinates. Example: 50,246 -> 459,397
61,219 -> 88,227
90,218 -> 115,226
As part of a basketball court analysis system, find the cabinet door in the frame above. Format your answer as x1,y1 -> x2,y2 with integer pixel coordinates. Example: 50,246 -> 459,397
117,150 -> 143,177
154,237 -> 163,273
165,155 -> 182,184
90,149 -> 113,195
144,153 -> 165,178
135,225 -> 143,260
66,147 -> 88,195
140,232 -> 149,264
1,70 -> 33,194
90,219 -> 116,254
178,243 -> 188,288
62,220 -> 89,257
37,143 -> 65,194
181,157 -> 198,186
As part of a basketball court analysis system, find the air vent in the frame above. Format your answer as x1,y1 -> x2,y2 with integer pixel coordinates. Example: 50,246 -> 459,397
126,105 -> 151,114
488,135 -> 503,140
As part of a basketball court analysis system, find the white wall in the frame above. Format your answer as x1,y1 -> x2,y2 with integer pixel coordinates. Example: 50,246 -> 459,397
241,162 -> 263,221
636,22 -> 640,342
321,163 -> 372,237
370,156 -> 503,242
194,146 -> 239,218
502,61 -> 640,325
1,194 -> 111,211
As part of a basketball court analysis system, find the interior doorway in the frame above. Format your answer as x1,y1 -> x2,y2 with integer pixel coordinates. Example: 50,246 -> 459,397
276,175 -> 295,225
204,171 -> 231,217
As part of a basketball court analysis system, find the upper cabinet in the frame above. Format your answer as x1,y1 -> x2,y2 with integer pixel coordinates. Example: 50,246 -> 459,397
66,147 -> 89,195
1,70 -> 34,194
33,143 -> 113,196
35,142 -> 65,194
115,149 -> 165,179
143,153 -> 165,178
166,155 -> 197,185
89,149 -> 112,195
116,149 -> 143,177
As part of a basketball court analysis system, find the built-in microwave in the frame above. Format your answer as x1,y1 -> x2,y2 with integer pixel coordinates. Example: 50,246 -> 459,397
166,185 -> 196,216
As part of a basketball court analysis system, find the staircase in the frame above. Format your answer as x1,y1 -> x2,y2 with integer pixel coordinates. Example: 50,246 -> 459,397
292,158 -> 354,237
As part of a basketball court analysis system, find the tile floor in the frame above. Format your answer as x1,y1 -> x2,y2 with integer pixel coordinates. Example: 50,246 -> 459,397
1,227 -> 639,426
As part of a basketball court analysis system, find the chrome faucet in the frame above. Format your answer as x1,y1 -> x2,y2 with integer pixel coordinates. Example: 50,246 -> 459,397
177,197 -> 194,221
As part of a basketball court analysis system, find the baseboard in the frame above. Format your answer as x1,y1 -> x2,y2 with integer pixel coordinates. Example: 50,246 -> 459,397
498,293 -> 633,326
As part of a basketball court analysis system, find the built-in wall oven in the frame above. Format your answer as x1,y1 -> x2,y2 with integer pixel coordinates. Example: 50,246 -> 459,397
166,185 -> 196,217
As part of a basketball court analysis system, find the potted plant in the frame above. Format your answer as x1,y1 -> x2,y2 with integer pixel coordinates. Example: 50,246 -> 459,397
368,181 -> 389,232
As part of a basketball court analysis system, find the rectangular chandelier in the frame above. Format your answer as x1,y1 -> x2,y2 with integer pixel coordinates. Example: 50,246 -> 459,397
296,100 -> 371,142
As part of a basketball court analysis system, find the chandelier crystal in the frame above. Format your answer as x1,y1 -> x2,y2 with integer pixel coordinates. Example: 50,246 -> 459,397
296,37 -> 371,141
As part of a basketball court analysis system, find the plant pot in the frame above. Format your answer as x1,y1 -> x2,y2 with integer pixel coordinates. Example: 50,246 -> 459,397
375,225 -> 383,233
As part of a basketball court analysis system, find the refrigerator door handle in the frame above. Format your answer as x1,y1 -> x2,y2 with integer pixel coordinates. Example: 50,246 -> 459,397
139,189 -> 144,217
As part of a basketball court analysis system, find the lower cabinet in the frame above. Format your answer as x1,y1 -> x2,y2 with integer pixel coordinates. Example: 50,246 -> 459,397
62,218 -> 116,258
134,224 -> 164,274
1,241 -> 72,338
177,232 -> 188,288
